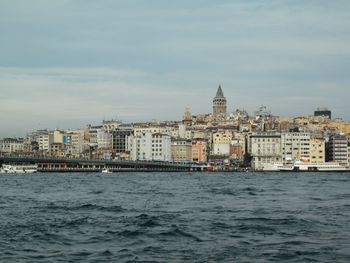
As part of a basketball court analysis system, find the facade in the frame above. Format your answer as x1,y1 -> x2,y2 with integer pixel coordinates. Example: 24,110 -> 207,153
65,130 -> 84,157
191,139 -> 208,162
128,132 -> 171,161
281,132 -> 311,162
310,137 -> 325,163
49,142 -> 64,157
213,85 -> 227,116
112,129 -> 133,158
171,138 -> 192,162
0,138 -> 24,154
133,126 -> 172,137
314,108 -> 331,119
212,130 -> 233,156
326,134 -> 348,165
230,137 -> 245,161
249,132 -> 282,170
97,129 -> 112,159
38,134 -> 50,153
52,130 -> 64,144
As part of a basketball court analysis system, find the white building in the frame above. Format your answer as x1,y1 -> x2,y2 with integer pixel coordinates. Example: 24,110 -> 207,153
38,134 -> 50,153
0,138 -> 24,154
249,132 -> 282,170
128,132 -> 171,161
133,126 -> 173,137
97,129 -> 112,159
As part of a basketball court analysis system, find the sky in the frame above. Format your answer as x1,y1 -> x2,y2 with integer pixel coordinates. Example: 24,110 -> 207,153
1,0 -> 350,137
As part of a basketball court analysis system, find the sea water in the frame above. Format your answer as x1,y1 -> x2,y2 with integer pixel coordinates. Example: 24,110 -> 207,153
0,172 -> 350,262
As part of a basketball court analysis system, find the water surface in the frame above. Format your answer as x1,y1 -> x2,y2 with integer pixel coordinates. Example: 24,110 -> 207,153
0,172 -> 350,262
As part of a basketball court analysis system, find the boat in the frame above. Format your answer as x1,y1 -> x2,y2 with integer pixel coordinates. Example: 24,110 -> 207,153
262,162 -> 294,171
0,164 -> 38,174
293,161 -> 350,172
262,160 -> 350,172
101,168 -> 113,174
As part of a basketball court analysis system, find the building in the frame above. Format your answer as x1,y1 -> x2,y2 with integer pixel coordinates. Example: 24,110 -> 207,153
249,132 -> 282,170
213,85 -> 227,116
326,134 -> 348,165
314,108 -> 331,119
65,130 -> 84,157
230,136 -> 245,162
171,138 -> 192,162
112,129 -> 133,159
0,138 -> 24,154
212,130 -> 233,156
38,133 -> 50,153
281,132 -> 311,162
128,132 -> 171,161
97,129 -> 112,159
182,108 -> 192,126
310,136 -> 325,163
192,139 -> 209,162
49,142 -> 64,157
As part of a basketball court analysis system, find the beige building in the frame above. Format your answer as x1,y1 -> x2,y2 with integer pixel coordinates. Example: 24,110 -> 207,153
171,139 -> 192,162
49,143 -> 64,157
52,130 -> 64,144
249,132 -> 282,170
281,132 -> 310,162
322,121 -> 350,136
310,137 -> 325,163
212,130 -> 234,156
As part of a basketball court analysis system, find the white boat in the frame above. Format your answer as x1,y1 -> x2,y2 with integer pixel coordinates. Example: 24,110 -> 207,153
101,168 -> 113,174
262,162 -> 294,171
0,164 -> 37,174
262,160 -> 350,172
294,161 -> 350,172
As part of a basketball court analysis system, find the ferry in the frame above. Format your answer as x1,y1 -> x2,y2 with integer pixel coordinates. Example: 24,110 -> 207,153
0,164 -> 38,174
293,161 -> 350,172
262,160 -> 350,172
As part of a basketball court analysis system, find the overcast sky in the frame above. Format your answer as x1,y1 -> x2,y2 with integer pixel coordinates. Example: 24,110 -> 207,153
1,0 -> 349,137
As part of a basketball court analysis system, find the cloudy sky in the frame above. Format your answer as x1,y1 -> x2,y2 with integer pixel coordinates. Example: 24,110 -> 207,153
1,0 -> 349,137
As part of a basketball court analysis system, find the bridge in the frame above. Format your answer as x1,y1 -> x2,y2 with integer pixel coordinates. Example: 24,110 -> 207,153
0,155 -> 209,172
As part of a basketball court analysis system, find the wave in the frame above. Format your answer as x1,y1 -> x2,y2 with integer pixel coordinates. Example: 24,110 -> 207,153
44,203 -> 125,213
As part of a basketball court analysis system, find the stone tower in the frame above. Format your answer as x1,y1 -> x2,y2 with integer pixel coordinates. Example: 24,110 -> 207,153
213,85 -> 227,116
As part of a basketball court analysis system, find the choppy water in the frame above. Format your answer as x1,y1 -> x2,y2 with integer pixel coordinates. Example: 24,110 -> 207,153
0,172 -> 350,262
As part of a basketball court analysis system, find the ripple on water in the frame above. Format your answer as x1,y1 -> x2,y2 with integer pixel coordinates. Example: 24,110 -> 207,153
0,172 -> 350,262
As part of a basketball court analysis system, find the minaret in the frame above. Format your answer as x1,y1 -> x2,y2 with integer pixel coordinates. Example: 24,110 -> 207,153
213,85 -> 227,116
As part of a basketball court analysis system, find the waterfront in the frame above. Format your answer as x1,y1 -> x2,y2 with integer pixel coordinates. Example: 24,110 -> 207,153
1,172 -> 350,262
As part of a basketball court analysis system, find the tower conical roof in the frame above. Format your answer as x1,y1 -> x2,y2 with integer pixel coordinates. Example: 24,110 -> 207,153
216,85 -> 224,97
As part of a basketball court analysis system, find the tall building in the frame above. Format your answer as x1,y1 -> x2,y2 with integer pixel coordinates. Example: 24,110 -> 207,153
213,85 -> 227,116
326,134 -> 348,165
310,136 -> 325,163
127,132 -> 171,161
314,108 -> 331,119
112,129 -> 133,157
281,132 -> 311,162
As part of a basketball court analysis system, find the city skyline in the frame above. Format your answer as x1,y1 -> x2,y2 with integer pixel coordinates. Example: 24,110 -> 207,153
1,0 -> 350,137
